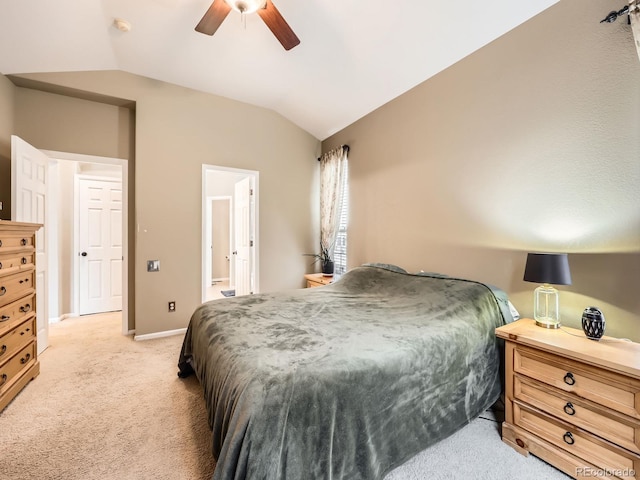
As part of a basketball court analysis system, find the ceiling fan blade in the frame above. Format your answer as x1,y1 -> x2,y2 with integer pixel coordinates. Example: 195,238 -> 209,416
257,0 -> 300,51
195,0 -> 232,36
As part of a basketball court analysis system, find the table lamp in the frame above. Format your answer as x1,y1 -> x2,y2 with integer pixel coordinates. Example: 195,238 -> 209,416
523,253 -> 572,329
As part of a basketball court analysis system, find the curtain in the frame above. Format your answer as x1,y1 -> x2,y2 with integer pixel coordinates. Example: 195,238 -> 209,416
631,1 -> 640,62
319,145 -> 348,259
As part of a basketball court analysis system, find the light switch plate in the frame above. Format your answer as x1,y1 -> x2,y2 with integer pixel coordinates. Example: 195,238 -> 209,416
147,260 -> 160,272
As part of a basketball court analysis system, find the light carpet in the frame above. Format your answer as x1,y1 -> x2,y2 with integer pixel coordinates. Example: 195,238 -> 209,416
0,312 -> 569,479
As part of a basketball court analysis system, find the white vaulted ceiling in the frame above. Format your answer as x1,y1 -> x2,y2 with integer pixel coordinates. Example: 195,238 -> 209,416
0,0 -> 558,140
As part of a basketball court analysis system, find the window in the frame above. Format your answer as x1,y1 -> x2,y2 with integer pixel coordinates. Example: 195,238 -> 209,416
333,160 -> 348,275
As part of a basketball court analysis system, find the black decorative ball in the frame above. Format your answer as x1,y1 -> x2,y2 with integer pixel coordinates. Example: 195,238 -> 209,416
581,307 -> 605,341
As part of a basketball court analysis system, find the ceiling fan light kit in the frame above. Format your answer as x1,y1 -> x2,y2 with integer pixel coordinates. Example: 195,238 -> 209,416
195,0 -> 300,50
226,0 -> 267,14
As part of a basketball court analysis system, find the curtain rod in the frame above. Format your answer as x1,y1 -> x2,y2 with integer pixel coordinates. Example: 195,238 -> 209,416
317,144 -> 350,161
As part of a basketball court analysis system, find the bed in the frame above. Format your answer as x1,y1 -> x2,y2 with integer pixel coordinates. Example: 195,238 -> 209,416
178,264 -> 514,480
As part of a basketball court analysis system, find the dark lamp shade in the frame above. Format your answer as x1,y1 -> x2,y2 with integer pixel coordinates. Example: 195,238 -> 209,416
523,253 -> 572,286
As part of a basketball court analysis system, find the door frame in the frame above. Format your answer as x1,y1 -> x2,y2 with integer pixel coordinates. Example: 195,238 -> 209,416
74,174 -> 124,316
43,150 -> 129,335
201,164 -> 259,303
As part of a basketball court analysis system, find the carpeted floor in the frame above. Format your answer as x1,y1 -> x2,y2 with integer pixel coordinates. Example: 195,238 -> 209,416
0,312 -> 570,479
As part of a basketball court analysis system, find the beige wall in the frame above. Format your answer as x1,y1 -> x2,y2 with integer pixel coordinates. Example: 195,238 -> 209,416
0,75 -> 15,220
8,71 -> 320,336
323,0 -> 640,340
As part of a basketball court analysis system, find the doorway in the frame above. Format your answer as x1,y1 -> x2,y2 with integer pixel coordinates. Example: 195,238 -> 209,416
202,165 -> 259,303
41,149 -> 128,334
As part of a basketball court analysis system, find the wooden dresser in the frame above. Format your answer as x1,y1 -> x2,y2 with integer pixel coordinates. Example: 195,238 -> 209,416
496,319 -> 640,479
304,273 -> 333,288
0,221 -> 40,412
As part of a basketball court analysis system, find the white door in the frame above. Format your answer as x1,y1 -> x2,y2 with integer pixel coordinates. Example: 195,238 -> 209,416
78,178 -> 123,315
11,135 -> 49,354
233,177 -> 253,296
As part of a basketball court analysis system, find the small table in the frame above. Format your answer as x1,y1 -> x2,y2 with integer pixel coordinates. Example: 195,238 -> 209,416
495,318 -> 640,479
304,273 -> 333,288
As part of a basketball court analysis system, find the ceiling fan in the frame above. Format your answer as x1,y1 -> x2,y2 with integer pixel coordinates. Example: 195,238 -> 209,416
195,0 -> 300,51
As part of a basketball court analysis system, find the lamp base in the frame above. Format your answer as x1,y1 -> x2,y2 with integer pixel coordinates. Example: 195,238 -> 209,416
535,318 -> 561,329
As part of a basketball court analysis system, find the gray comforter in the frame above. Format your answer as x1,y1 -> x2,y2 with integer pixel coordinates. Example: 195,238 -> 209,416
178,264 -> 511,480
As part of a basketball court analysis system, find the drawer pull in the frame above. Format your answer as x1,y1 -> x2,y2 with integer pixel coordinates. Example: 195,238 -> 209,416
563,372 -> 575,386
0,286 -> 5,296
20,353 -> 31,364
0,373 -> 7,387
20,304 -> 31,313
0,344 -> 6,356
19,278 -> 29,284
21,257 -> 27,265
20,238 -> 27,246
563,402 -> 576,415
1,315 -> 9,322
563,432 -> 575,445
0,261 -> 2,269
0,239 -> 2,247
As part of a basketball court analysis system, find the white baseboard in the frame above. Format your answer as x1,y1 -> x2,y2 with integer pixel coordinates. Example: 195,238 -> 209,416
134,328 -> 187,341
49,313 -> 79,324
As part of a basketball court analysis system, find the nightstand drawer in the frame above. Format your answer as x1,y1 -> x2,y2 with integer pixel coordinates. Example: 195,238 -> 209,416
514,402 -> 640,479
514,344 -> 640,419
515,374 -> 640,454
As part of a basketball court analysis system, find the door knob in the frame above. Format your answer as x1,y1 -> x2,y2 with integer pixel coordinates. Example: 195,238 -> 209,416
81,252 -> 88,257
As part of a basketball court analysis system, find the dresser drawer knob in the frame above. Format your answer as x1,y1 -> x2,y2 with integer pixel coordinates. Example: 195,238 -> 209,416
20,238 -> 27,246
0,344 -> 6,356
0,261 -> 2,269
0,239 -> 2,247
21,257 -> 27,265
563,372 -> 575,385
563,402 -> 576,415
20,304 -> 31,313
563,432 -> 575,445
1,315 -> 9,322
0,286 -> 5,296
0,373 -> 7,387
20,353 -> 31,364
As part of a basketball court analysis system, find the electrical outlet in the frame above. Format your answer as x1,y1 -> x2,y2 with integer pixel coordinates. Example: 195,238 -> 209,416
168,301 -> 176,312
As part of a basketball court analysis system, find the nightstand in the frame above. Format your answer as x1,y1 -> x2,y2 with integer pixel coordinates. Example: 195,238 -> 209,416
304,273 -> 333,288
495,319 -> 640,479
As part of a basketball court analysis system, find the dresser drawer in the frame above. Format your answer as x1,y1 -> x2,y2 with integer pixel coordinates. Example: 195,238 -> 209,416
0,317 -> 36,368
0,234 -> 34,251
514,344 -> 640,419
515,374 -> 640,454
514,402 -> 640,479
0,341 -> 36,396
0,251 -> 34,275
0,270 -> 35,305
0,294 -> 35,332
